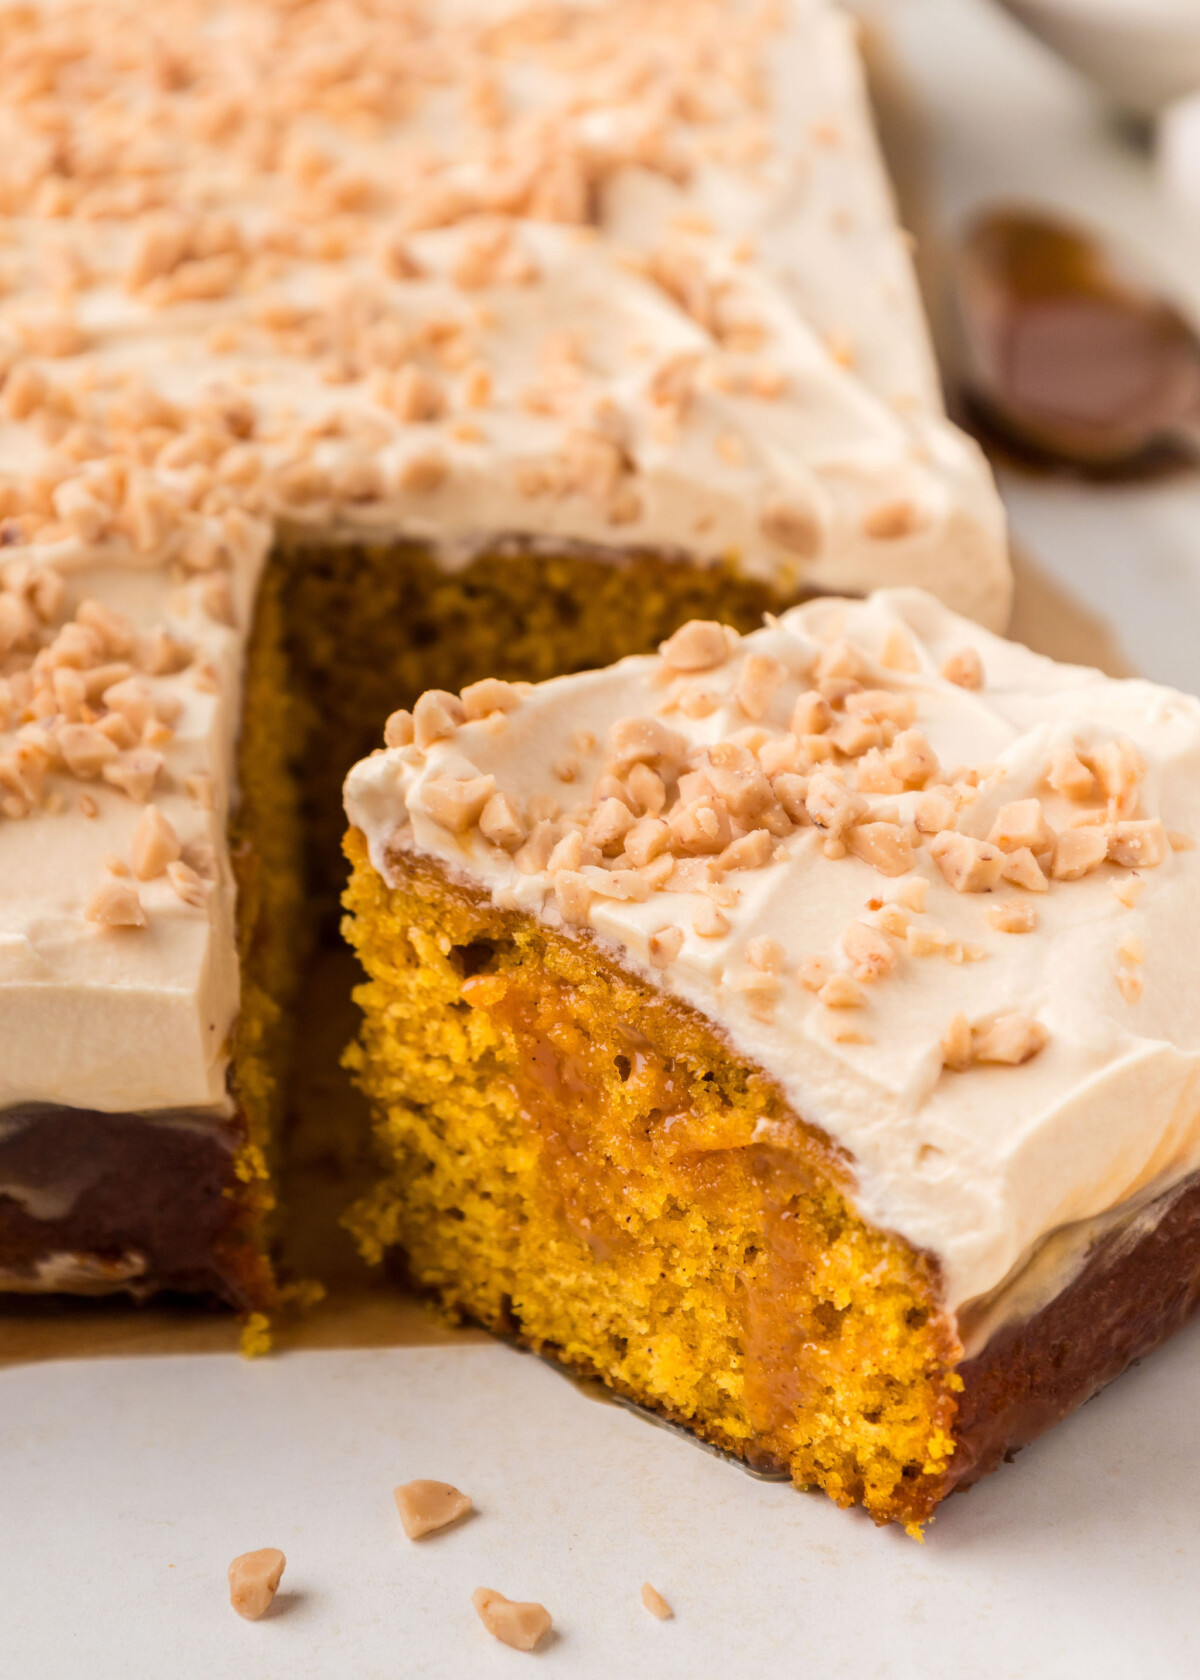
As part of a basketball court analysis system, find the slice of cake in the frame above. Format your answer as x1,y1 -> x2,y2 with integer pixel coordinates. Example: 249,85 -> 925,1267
343,588 -> 1200,1526
0,0 -> 1006,1311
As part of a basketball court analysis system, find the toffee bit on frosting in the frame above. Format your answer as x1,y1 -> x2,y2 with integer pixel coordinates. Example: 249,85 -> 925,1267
1045,747 -> 1095,802
893,876 -> 929,913
421,772 -> 496,834
554,871 -> 593,925
1049,828 -> 1107,882
384,709 -> 415,748
130,804 -> 181,880
479,792 -> 525,851
462,679 -> 523,721
986,900 -> 1038,934
940,646 -> 984,690
880,623 -> 921,672
167,860 -> 210,908
941,1013 -> 973,1071
472,1588 -> 552,1653
987,799 -> 1054,857
846,821 -> 914,878
804,772 -> 867,839
608,716 -> 688,778
393,1479 -> 473,1541
185,773 -> 216,811
693,899 -> 730,939
791,690 -> 832,737
648,925 -> 684,967
912,791 -> 956,835
973,1014 -> 1049,1067
735,653 -> 786,721
907,922 -> 949,956
747,936 -> 784,972
943,1009 -> 1048,1070
660,620 -> 729,673
820,974 -> 865,1010
108,759 -> 161,803
1111,874 -> 1146,908
1000,846 -> 1049,892
864,499 -> 921,541
414,690 -> 466,749
719,829 -> 774,872
842,921 -> 896,981
85,877 -> 146,928
759,494 -> 822,559
1108,820 -> 1168,869
929,832 -> 1004,894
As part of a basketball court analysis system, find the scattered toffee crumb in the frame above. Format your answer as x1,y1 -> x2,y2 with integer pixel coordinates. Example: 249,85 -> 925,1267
394,1479 -> 473,1540
228,1548 -> 286,1621
641,1582 -> 674,1620
472,1587 -> 552,1652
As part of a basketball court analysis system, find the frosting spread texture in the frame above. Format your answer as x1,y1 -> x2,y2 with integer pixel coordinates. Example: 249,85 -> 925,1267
0,0 -> 1007,613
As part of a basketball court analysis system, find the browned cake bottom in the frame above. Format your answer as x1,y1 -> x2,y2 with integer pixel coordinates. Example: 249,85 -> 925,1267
0,1107 -> 271,1307
947,1170 -> 1200,1499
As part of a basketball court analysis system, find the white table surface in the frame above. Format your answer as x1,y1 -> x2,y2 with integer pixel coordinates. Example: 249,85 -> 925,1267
5,1332 -> 1200,1680
8,4 -> 1200,1676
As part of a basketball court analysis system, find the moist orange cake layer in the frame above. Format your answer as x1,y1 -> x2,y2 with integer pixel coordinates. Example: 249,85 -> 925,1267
343,838 -> 962,1528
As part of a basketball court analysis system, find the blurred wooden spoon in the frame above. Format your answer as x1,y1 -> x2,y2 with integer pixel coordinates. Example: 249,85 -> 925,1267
954,207 -> 1200,471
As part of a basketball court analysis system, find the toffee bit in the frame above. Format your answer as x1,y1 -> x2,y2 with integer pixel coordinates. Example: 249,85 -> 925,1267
820,974 -> 865,1009
940,646 -> 984,689
1108,820 -> 1168,870
842,920 -> 896,980
394,1479 -> 473,1541
986,899 -> 1037,934
846,821 -> 914,878
641,1583 -> 674,1620
85,878 -> 146,928
929,832 -> 1004,894
1045,747 -> 1094,802
472,1589 -> 552,1653
864,499 -> 920,541
941,1013 -> 973,1071
973,1014 -> 1048,1066
228,1549 -> 286,1621
384,709 -> 415,748
692,899 -> 729,938
1118,969 -> 1144,1005
659,620 -> 729,673
1050,828 -> 1107,882
987,799 -> 1054,857
130,804 -> 181,880
1111,874 -> 1146,909
648,925 -> 684,967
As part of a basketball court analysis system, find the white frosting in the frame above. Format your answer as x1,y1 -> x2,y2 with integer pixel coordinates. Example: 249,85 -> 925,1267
0,0 -> 1006,1124
0,0 -> 1007,616
0,554 -> 264,1115
345,588 -> 1200,1321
